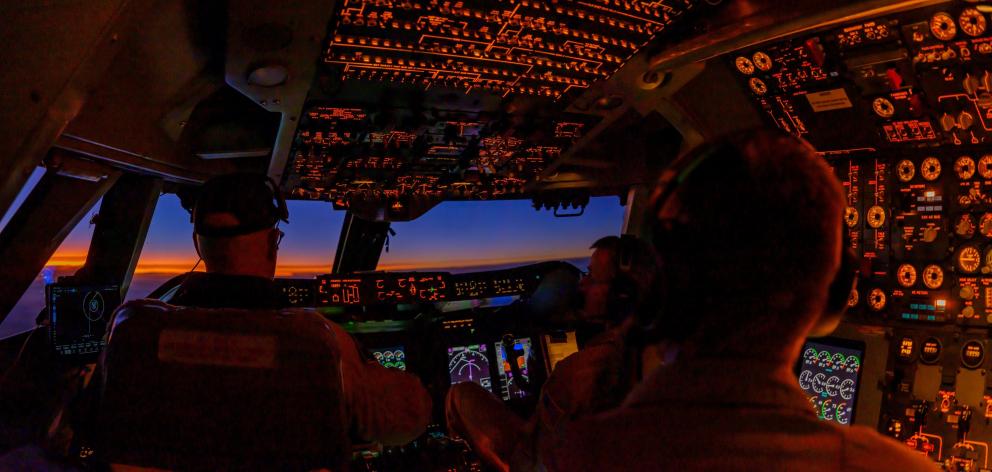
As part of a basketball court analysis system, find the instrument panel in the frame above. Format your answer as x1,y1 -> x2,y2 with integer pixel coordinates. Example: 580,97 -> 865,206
728,3 -> 992,469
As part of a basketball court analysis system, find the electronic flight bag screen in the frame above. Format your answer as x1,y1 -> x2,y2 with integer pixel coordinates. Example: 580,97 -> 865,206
797,338 -> 865,426
48,283 -> 121,359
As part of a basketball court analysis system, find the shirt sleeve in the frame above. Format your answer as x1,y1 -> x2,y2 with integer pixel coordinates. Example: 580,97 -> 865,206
330,323 -> 433,445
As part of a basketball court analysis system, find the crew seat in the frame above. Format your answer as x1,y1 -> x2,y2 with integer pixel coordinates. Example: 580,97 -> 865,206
92,300 -> 349,470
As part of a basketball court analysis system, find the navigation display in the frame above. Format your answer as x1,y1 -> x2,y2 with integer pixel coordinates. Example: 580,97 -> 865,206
798,338 -> 865,426
447,344 -> 492,393
496,338 -> 532,400
370,346 -> 407,371
48,283 -> 121,359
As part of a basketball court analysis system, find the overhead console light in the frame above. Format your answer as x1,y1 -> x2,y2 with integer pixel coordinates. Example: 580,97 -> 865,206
247,64 -> 289,87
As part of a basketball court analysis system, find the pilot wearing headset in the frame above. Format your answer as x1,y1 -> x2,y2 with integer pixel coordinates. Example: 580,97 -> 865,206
170,173 -> 432,446
446,234 -> 664,471
541,129 -> 938,471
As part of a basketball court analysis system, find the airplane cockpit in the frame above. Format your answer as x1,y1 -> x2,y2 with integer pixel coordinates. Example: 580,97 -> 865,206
5,0 -> 992,470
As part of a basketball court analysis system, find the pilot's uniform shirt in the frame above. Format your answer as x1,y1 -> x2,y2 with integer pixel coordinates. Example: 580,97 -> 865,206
170,273 -> 432,445
542,357 -> 939,471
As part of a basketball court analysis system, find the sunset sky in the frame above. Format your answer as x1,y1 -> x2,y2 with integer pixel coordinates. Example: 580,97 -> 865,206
3,167 -> 626,277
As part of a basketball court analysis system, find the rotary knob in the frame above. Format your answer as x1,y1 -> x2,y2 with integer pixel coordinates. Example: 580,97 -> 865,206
961,286 -> 976,300
923,226 -> 940,242
965,73 -> 981,95
941,113 -> 958,132
963,306 -> 976,318
959,111 -> 976,130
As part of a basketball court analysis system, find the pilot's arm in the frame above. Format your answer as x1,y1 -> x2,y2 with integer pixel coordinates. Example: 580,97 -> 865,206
329,323 -> 433,445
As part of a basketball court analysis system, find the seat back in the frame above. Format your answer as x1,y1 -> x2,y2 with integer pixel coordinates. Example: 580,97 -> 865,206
95,300 -> 348,470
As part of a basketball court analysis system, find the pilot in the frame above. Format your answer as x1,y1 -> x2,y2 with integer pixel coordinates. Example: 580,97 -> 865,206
168,173 -> 432,446
445,234 -> 661,471
541,129 -> 938,471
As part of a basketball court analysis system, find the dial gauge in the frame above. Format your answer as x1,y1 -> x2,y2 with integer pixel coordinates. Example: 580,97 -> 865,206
985,248 -> 992,274
869,288 -> 887,311
867,205 -> 886,229
752,51 -> 773,71
923,264 -> 944,289
956,156 -> 976,180
847,288 -> 859,308
931,12 -> 957,41
980,155 -> 992,179
921,157 -> 941,181
735,56 -> 755,75
960,8 -> 987,37
981,212 -> 992,237
959,246 -> 982,273
897,159 -> 915,182
897,264 -> 918,288
956,214 -> 977,238
872,97 -> 895,118
844,207 -> 859,228
749,78 -> 767,95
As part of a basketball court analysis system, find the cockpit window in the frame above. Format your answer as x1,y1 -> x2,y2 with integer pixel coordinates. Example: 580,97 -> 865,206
378,197 -> 626,273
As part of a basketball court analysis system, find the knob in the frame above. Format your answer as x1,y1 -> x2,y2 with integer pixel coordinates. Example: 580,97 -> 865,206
923,227 -> 939,242
961,286 -> 976,300
941,113 -> 958,131
959,111 -> 976,130
965,73 -> 981,95
963,306 -> 976,318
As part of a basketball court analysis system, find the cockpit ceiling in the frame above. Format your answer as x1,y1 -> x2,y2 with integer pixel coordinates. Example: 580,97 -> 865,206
279,0 -> 698,213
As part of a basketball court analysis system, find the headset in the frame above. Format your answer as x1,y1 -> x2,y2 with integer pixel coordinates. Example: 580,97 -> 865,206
635,132 -> 859,343
605,234 -> 647,324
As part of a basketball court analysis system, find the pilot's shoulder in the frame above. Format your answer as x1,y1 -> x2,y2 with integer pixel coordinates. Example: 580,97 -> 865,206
841,425 -> 940,471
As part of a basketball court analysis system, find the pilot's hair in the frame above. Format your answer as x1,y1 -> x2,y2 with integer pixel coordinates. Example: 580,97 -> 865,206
653,129 -> 844,354
590,235 -> 658,277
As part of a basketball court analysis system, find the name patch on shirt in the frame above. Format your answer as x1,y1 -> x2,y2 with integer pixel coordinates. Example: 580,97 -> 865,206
158,329 -> 277,368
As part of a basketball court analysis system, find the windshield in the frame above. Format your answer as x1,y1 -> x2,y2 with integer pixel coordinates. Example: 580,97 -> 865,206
379,197 -> 626,273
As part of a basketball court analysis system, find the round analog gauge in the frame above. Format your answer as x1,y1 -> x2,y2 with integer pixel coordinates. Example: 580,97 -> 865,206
956,156 -> 977,180
956,214 -> 977,238
931,12 -> 957,41
923,264 -> 944,289
959,246 -> 982,273
872,97 -> 895,118
735,56 -> 755,75
920,337 -> 942,364
847,288 -> 859,308
981,213 -> 992,237
752,51 -> 773,71
985,248 -> 992,273
897,159 -> 916,182
844,207 -> 860,228
960,8 -> 987,37
980,155 -> 992,179
749,77 -> 768,95
867,205 -> 886,229
897,264 -> 918,287
962,340 -> 985,369
868,288 -> 887,311
921,157 -> 941,181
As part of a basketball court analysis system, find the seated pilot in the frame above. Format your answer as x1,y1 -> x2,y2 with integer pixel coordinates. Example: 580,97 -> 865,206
446,234 -> 663,471
164,173 -> 432,446
541,129 -> 938,471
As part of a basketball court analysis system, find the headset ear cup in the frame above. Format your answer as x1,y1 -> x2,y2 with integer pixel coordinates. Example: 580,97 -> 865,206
826,247 -> 859,317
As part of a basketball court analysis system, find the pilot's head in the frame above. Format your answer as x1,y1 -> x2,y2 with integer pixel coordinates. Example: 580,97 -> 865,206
579,235 -> 657,324
648,128 -> 845,361
191,173 -> 289,278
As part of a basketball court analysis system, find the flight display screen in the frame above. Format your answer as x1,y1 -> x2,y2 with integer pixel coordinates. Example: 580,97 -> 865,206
496,338 -> 532,400
48,283 -> 121,359
370,346 -> 407,371
447,344 -> 492,393
317,273 -> 448,305
797,338 -> 865,426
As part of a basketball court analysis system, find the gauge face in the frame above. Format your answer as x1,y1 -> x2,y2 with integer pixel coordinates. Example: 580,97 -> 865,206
923,264 -> 944,289
921,157 -> 941,181
844,207 -> 859,228
847,288 -> 859,307
735,56 -> 755,75
956,156 -> 976,180
867,205 -> 886,229
920,338 -> 941,364
752,51 -> 773,71
962,340 -> 985,369
960,8 -> 987,37
897,159 -> 915,182
872,97 -> 895,118
959,246 -> 982,273
956,214 -> 977,238
981,213 -> 992,237
897,264 -> 918,288
869,288 -> 887,311
980,155 -> 992,179
749,77 -> 767,95
931,12 -> 957,41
